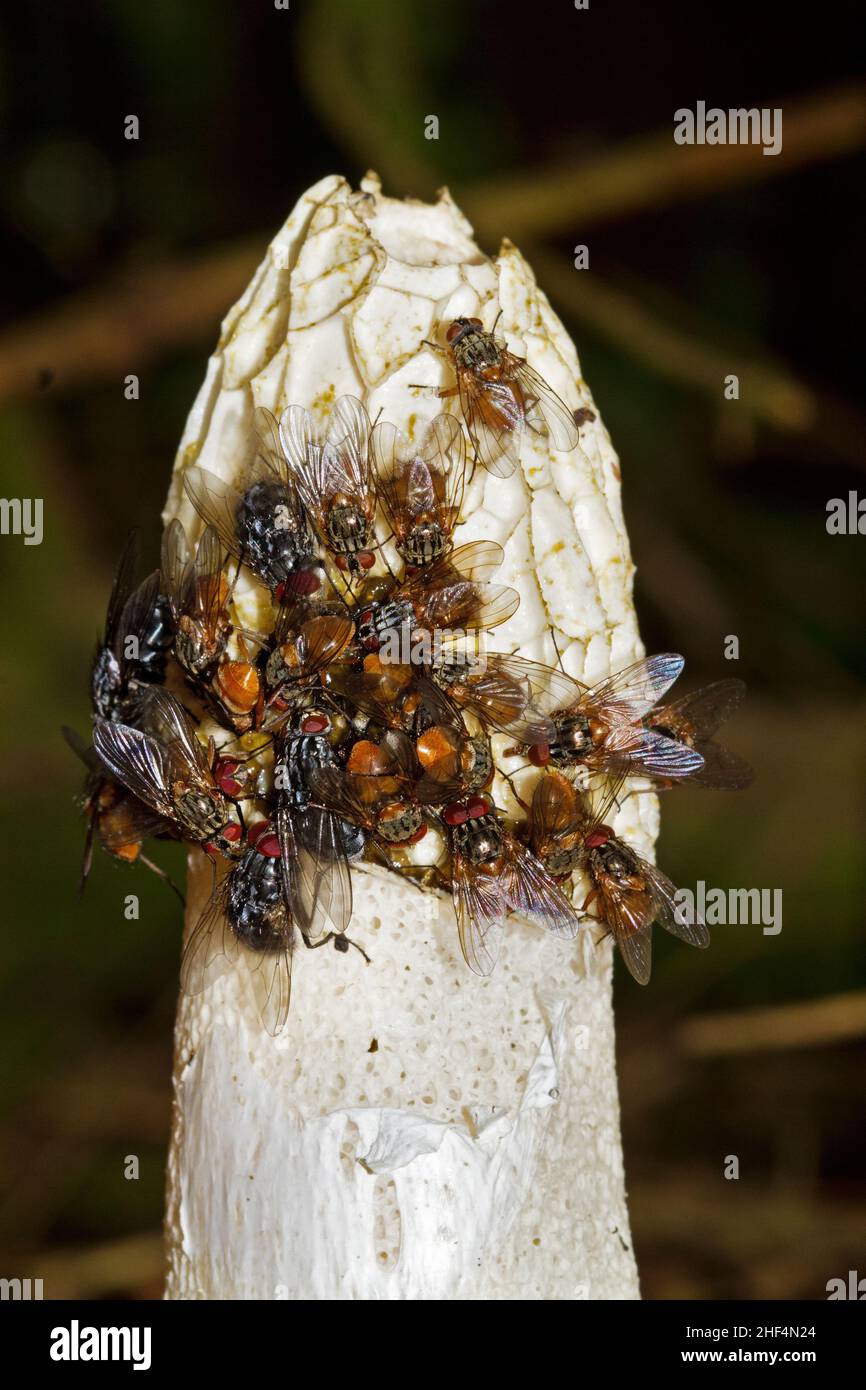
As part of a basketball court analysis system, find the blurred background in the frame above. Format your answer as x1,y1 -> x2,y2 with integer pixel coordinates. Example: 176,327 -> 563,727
1,0 -> 864,1300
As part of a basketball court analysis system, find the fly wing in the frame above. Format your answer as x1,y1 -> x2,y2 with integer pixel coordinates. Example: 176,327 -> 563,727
686,742 -> 754,791
587,653 -> 685,722
115,571 -> 161,671
137,688 -> 211,779
295,614 -> 356,676
602,726 -> 705,781
103,532 -> 140,647
180,870 -> 240,997
653,678 -> 746,739
370,420 -> 411,535
92,719 -> 175,820
504,354 -> 582,453
445,652 -> 583,742
641,858 -> 710,950
292,805 -> 354,939
501,837 -> 580,940
422,580 -> 520,635
245,938 -> 293,1037
457,369 -> 520,479
252,406 -> 288,478
451,857 -> 505,976
183,465 -> 247,562
278,404 -> 324,517
192,525 -> 229,628
160,519 -> 194,619
326,395 -> 372,500
529,769 -> 582,846
589,873 -> 654,985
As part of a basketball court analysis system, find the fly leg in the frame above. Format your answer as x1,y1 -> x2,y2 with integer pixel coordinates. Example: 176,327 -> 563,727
139,852 -> 186,906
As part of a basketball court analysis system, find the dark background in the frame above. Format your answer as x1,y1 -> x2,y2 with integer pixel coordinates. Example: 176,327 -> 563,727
1,0 -> 864,1299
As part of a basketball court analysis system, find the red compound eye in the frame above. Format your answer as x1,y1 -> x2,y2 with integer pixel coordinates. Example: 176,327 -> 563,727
335,555 -> 350,572
443,804 -> 469,826
358,551 -> 376,570
247,820 -> 269,847
221,823 -> 242,843
283,568 -> 321,597
529,742 -> 550,767
585,827 -> 612,849
256,833 -> 281,858
466,796 -> 489,820
445,321 -> 462,343
301,713 -> 329,735
403,824 -> 428,845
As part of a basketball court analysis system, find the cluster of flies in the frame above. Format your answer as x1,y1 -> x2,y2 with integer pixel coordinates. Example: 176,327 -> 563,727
65,316 -> 752,1034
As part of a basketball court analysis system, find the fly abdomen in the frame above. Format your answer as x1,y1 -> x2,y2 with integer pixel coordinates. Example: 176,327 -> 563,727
227,849 -> 290,952
236,479 -> 315,590
452,812 -> 503,866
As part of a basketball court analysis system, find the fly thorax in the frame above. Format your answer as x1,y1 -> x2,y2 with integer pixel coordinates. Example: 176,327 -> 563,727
593,837 -> 640,887
453,813 -> 503,866
236,480 -> 315,589
326,502 -> 371,555
403,522 -> 446,567
454,329 -> 499,372
549,713 -> 594,765
178,790 -> 226,839
357,599 -> 415,650
544,843 -> 582,877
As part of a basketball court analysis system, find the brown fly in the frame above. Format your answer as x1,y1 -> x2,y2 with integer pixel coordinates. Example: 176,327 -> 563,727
371,413 -> 466,567
529,771 -> 708,984
431,316 -> 581,478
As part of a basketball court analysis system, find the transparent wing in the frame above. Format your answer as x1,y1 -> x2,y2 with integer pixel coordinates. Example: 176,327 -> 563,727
180,869 -> 240,997
587,653 -> 685,722
325,395 -> 372,499
245,938 -> 293,1037
306,765 -> 369,825
451,858 -> 504,976
160,518 -> 193,617
530,769 -> 582,845
503,354 -> 581,453
458,370 -> 520,479
686,742 -> 754,791
104,531 -> 140,647
183,465 -> 247,561
292,805 -> 354,938
434,539 -> 504,585
421,579 -> 520,634
92,719 -> 175,819
295,614 -> 356,676
442,652 -> 583,742
652,678 -> 746,740
501,837 -> 580,940
278,404 -> 322,506
192,525 -> 228,626
602,727 -> 706,781
590,874 -> 654,986
116,571 -> 161,671
253,406 -> 288,478
642,859 -> 710,950
137,688 -> 211,779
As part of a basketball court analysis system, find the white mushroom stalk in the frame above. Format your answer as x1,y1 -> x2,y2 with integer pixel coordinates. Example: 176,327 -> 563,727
163,173 -> 644,1300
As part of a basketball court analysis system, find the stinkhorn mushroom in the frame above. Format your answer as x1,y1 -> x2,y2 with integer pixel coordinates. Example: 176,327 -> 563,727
162,173 -> 644,1300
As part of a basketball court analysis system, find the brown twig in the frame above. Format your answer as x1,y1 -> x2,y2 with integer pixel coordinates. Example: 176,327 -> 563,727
679,990 -> 866,1056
